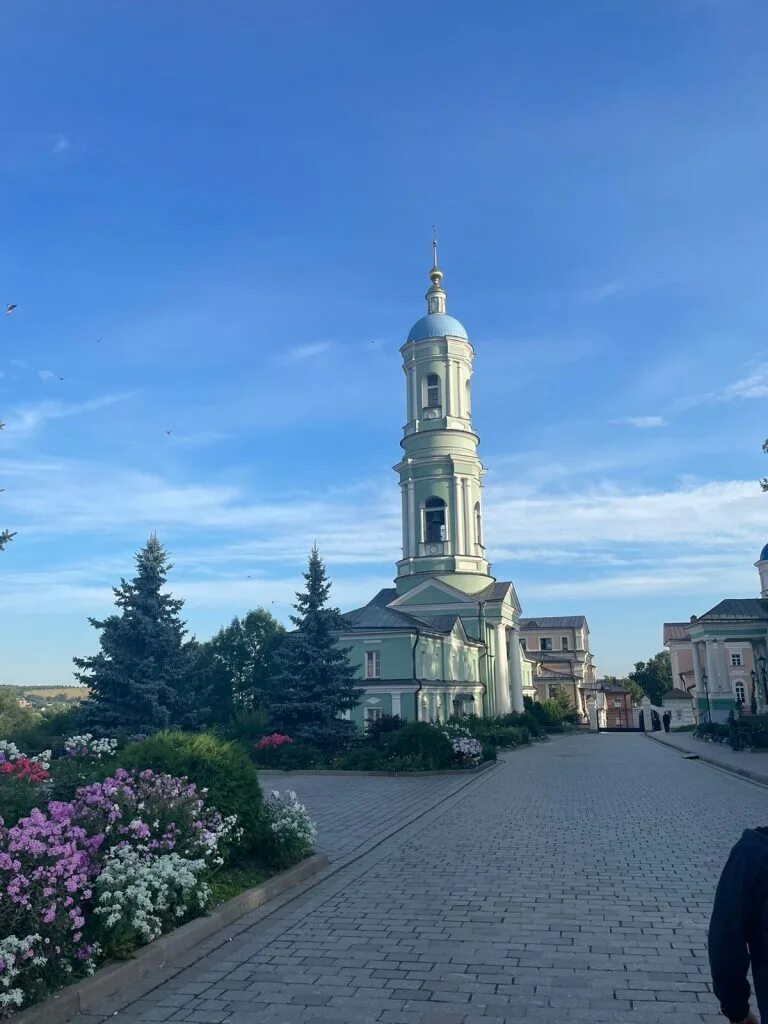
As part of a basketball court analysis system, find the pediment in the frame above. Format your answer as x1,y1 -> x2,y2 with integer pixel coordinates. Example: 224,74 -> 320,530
390,578 -> 478,610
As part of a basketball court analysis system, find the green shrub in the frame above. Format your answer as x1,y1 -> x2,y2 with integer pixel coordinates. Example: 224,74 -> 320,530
11,708 -> 79,757
387,754 -> 426,772
384,723 -> 453,770
120,731 -> 265,855
221,708 -> 269,743
366,714 -> 406,743
48,755 -> 119,802
335,747 -> 387,771
253,742 -> 323,770
501,711 -> 542,738
481,743 -> 497,762
0,776 -> 45,824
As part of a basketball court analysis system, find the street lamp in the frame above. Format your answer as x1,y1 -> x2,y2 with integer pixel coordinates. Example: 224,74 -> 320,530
702,670 -> 712,724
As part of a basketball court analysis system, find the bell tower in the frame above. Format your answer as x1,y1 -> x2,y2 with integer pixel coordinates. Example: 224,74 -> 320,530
394,242 -> 492,595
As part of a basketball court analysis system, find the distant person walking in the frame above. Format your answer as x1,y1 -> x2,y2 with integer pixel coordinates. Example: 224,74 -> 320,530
662,710 -> 671,733
708,827 -> 768,1024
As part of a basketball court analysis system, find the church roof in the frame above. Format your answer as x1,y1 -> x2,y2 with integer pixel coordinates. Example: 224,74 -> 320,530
697,599 -> 768,622
663,688 -> 692,701
340,600 -> 459,637
520,615 -> 587,629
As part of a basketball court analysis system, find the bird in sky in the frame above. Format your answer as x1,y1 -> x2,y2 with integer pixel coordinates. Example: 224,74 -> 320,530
5,304 -> 17,315
0,421 -> 5,430
165,430 -> 172,436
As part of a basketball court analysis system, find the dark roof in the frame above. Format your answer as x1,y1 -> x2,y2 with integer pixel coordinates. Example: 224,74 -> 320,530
341,604 -> 426,631
663,688 -> 692,701
520,616 -> 586,629
367,588 -> 398,607
697,599 -> 768,622
663,622 -> 691,642
601,684 -> 629,693
475,581 -> 514,602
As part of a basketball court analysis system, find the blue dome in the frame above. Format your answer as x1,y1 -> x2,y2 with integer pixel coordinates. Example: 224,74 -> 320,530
760,543 -> 768,561
406,312 -> 468,343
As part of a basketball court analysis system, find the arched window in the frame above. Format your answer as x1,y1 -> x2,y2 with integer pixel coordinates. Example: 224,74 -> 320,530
424,496 -> 446,543
424,373 -> 441,409
735,680 -> 746,704
474,502 -> 483,547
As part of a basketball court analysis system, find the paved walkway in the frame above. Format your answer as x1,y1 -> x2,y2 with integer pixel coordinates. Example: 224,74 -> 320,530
76,734 -> 768,1024
647,728 -> 768,784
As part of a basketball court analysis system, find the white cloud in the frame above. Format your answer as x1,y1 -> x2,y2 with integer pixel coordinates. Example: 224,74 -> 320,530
723,364 -> 768,400
0,394 -> 132,441
281,341 -> 333,363
578,279 -> 626,304
52,134 -> 70,155
37,370 -> 55,381
615,415 -> 666,429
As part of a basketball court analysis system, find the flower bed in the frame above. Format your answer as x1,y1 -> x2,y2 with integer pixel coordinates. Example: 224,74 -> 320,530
0,734 -> 317,1016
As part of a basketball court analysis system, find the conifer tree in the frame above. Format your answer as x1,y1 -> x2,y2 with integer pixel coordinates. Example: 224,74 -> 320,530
74,535 -> 195,735
269,546 -> 362,749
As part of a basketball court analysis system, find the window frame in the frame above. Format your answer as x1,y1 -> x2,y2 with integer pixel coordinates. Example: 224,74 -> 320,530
423,496 -> 447,543
365,651 -> 381,679
731,652 -> 742,667
540,637 -> 553,652
424,373 -> 441,409
561,635 -> 569,651
364,706 -> 383,725
735,680 -> 746,703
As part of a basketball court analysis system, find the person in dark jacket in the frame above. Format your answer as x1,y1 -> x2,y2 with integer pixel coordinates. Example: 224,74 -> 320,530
709,827 -> 768,1023
662,710 -> 671,733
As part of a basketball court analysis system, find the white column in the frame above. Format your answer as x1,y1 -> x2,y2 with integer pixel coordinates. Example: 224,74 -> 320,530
409,366 -> 418,423
494,623 -> 512,714
445,359 -> 453,416
453,477 -> 464,554
462,478 -> 471,553
401,486 -> 409,557
692,643 -> 704,697
407,480 -> 417,556
455,362 -> 463,418
508,628 -> 525,713
717,641 -> 731,696
708,638 -> 720,696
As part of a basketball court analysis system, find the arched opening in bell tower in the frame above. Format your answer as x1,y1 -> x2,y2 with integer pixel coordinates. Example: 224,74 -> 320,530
423,496 -> 447,543
424,373 -> 441,409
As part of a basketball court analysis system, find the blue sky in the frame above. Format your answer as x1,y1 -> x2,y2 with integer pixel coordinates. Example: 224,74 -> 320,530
2,0 -> 768,683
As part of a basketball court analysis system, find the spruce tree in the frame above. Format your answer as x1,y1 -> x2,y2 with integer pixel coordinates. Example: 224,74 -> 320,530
74,535 -> 195,735
269,546 -> 362,749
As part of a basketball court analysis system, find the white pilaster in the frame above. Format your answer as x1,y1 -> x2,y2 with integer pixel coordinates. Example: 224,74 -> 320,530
716,640 -> 730,695
494,623 -> 512,714
401,486 -> 409,557
462,477 -> 471,553
391,692 -> 402,717
508,628 -> 525,713
407,480 -> 417,556
408,365 -> 418,423
445,359 -> 453,416
453,477 -> 464,554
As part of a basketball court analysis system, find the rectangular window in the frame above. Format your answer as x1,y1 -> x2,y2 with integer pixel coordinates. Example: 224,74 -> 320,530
731,653 -> 742,667
613,699 -> 622,708
520,638 -> 527,651
365,651 -> 381,679
365,707 -> 383,725
540,638 -> 553,652
561,636 -> 569,651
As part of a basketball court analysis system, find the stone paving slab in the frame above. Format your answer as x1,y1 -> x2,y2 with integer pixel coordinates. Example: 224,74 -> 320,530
646,729 -> 768,784
73,734 -> 768,1024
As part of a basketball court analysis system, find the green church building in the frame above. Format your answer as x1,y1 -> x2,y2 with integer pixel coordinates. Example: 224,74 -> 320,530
340,248 -> 526,728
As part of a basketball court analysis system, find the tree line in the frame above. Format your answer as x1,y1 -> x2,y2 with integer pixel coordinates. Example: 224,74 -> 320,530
71,535 -> 362,749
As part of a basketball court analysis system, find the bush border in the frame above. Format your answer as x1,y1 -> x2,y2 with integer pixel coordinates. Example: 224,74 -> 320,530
256,759 -> 499,777
11,852 -> 329,1024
